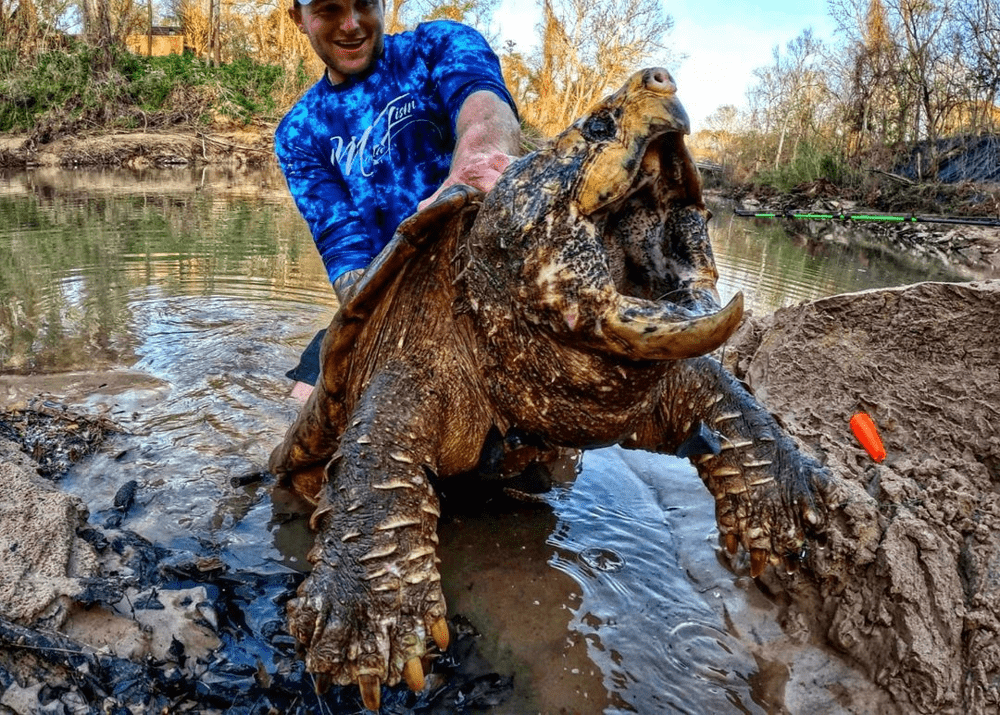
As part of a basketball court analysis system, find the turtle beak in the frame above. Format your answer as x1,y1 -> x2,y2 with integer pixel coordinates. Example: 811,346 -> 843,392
592,89 -> 741,360
602,291 -> 743,360
511,67 -> 741,361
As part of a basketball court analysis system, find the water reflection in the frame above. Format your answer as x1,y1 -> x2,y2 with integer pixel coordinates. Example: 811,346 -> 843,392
0,168 -> 973,713
708,202 -> 968,315
0,166 -> 334,373
548,449 -> 766,713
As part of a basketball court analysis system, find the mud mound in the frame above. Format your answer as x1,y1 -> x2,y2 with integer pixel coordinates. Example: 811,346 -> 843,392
725,280 -> 1000,714
0,439 -> 97,627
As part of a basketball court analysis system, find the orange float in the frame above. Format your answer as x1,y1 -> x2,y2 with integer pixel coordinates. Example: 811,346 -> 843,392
850,412 -> 886,462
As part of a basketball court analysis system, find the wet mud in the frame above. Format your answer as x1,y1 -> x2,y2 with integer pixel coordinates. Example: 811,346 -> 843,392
722,279 -> 1000,714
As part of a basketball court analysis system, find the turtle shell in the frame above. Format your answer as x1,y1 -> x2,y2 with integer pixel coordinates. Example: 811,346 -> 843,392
268,185 -> 485,485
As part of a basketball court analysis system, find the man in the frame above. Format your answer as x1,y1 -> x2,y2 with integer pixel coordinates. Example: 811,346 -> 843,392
275,0 -> 521,400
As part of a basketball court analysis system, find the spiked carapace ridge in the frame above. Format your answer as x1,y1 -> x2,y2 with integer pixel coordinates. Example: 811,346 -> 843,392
270,68 -> 831,711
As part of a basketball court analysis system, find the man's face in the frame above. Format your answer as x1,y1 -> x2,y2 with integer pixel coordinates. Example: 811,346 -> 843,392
292,0 -> 385,84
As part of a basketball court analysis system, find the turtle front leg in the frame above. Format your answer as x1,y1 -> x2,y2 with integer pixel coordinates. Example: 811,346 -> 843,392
286,373 -> 448,711
627,356 -> 832,576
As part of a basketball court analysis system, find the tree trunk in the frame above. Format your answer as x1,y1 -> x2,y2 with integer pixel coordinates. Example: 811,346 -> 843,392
207,0 -> 214,64
5,0 -> 40,52
81,0 -> 114,67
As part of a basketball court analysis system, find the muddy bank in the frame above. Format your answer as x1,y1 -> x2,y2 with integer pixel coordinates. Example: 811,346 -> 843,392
0,128 -> 275,170
722,279 -> 1000,714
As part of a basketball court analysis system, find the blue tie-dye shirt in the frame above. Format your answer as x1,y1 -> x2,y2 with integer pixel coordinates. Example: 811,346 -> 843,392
275,20 -> 517,285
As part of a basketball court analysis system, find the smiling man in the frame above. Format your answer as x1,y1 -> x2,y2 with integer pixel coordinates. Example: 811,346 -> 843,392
276,0 -> 520,400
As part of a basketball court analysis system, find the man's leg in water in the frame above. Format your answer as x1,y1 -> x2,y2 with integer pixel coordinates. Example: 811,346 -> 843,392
287,269 -> 364,402
287,328 -> 325,402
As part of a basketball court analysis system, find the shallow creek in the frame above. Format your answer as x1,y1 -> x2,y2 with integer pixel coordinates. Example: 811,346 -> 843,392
0,166 -> 972,713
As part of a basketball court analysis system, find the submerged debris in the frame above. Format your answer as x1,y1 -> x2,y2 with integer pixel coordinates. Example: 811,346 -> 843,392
0,399 -> 121,479
104,479 -> 139,529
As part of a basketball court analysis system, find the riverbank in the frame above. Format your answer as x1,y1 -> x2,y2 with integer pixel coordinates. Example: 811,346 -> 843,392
0,127 -> 276,169
724,178 -> 1000,276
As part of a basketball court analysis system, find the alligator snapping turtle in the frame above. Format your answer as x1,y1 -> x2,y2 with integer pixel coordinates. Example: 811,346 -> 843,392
269,67 -> 831,710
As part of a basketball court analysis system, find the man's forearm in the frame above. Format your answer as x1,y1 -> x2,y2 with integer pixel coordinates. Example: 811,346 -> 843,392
418,90 -> 520,210
452,90 -> 521,166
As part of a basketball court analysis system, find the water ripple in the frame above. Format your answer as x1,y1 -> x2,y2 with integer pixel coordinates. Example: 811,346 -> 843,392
546,448 -> 765,713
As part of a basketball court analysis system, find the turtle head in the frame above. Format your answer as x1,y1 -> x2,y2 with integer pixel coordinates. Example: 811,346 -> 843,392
469,67 -> 742,361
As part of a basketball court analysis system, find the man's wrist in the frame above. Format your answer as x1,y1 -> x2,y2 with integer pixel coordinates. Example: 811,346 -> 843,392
333,268 -> 365,303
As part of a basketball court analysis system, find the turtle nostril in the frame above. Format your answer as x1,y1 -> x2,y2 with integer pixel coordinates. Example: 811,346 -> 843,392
647,68 -> 677,94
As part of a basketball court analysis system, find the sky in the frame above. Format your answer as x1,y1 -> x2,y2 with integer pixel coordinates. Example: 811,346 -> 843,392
492,0 -> 839,131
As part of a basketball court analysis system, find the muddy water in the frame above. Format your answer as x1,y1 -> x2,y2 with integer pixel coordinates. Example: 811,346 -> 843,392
0,167 -> 972,713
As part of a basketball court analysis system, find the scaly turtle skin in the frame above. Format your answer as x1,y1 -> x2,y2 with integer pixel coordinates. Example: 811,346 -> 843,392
269,68 -> 831,710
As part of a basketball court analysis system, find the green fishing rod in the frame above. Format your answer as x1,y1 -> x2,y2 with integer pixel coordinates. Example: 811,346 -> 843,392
733,207 -> 1000,228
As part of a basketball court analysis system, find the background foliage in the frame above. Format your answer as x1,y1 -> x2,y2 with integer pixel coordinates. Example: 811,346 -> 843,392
693,0 -> 1000,188
2,0 -> 998,190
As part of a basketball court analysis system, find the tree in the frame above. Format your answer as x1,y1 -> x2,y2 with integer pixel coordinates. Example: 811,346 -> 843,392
955,0 -> 1000,131
1,0 -> 41,54
511,0 -> 674,136
80,0 -> 112,45
385,0 -> 499,36
893,0 -> 953,161
694,103 -> 746,172
855,0 -> 901,148
745,29 -> 831,170
827,0 -> 974,173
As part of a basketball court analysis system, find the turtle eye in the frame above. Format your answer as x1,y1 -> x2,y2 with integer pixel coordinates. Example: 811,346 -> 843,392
581,111 -> 617,142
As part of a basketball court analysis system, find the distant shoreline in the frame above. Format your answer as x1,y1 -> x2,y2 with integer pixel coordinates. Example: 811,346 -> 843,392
0,127 -> 276,170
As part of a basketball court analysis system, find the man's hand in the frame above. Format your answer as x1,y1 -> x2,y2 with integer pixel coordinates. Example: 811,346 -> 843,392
417,90 -> 520,212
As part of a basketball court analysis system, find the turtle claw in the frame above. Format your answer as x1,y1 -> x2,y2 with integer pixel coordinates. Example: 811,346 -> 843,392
358,673 -> 381,711
404,657 -> 425,692
696,415 -> 831,579
783,552 -> 801,574
314,672 -> 333,695
431,616 -> 450,651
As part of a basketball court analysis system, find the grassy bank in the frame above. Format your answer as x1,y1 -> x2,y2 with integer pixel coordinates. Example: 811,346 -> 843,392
0,40 -> 310,142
